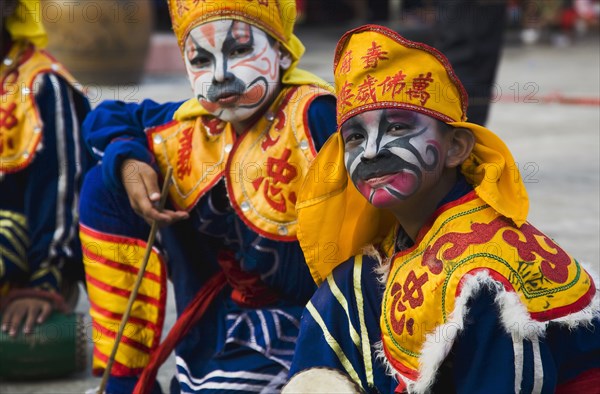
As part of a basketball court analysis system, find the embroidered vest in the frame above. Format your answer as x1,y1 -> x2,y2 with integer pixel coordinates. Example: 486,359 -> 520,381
147,85 -> 330,241
0,41 -> 80,174
379,192 -> 595,381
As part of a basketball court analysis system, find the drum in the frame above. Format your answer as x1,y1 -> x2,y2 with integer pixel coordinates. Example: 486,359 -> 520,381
0,312 -> 87,380
282,367 -> 363,393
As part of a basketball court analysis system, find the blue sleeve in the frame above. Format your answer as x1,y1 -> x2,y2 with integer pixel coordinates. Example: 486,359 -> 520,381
450,288 -> 521,393
448,287 -> 600,393
25,73 -> 93,290
289,256 -> 395,393
82,98 -> 183,192
306,94 -> 337,151
545,316 -> 600,385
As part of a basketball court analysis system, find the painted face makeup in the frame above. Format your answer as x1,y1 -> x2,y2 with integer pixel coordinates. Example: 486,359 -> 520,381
184,20 -> 283,127
341,109 -> 447,209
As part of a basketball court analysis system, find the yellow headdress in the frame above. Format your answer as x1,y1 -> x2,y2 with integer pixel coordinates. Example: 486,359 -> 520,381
167,0 -> 332,120
5,0 -> 48,48
297,25 -> 529,284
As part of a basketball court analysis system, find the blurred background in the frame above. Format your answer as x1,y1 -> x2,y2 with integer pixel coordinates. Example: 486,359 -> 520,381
1,0 -> 598,392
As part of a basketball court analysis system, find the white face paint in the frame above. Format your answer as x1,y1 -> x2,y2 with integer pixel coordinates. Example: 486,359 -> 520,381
341,108 -> 450,209
184,20 -> 285,128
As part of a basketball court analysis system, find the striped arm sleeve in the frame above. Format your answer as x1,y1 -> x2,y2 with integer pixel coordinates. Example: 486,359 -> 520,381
289,255 -> 395,393
25,73 -> 91,291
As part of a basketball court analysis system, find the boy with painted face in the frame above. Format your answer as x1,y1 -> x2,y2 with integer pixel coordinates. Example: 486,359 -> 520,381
286,25 -> 599,393
79,1 -> 336,393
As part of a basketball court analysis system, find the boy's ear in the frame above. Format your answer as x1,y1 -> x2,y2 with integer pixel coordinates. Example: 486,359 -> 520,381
446,127 -> 475,168
279,49 -> 292,70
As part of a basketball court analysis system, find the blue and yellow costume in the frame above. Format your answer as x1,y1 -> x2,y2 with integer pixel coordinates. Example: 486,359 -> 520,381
288,25 -> 600,394
0,0 -> 92,308
78,1 -> 336,392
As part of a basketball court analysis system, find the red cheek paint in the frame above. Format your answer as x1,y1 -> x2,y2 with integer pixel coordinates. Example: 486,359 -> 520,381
357,171 -> 419,207
386,171 -> 418,195
238,83 -> 266,106
191,70 -> 210,79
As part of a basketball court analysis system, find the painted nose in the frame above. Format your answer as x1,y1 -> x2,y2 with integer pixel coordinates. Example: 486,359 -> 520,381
361,139 -> 378,161
213,58 -> 234,83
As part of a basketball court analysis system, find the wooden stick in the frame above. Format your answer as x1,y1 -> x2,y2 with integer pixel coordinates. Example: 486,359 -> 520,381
97,168 -> 173,394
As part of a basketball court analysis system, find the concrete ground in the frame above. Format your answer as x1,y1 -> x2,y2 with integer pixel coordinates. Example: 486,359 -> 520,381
1,26 -> 598,393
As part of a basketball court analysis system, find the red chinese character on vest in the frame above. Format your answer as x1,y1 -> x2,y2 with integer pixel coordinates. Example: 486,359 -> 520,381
252,148 -> 298,213
176,126 -> 194,179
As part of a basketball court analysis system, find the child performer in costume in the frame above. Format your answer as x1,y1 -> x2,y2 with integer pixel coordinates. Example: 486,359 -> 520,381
79,0 -> 336,392
287,25 -> 599,393
0,0 -> 92,338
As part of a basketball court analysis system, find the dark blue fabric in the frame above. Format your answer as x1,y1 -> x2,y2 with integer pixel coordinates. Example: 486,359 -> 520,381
0,72 -> 92,290
433,287 -> 600,393
448,287 -> 516,394
82,99 -> 182,193
190,182 -> 318,304
308,94 -> 338,151
79,165 -> 149,240
106,375 -> 162,394
546,316 -> 600,382
290,256 -> 396,393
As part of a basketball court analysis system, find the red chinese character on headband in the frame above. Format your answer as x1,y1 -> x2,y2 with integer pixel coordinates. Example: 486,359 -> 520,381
356,75 -> 378,104
378,70 -> 407,99
406,72 -> 434,105
252,148 -> 298,213
337,81 -> 355,112
339,50 -> 353,74
362,41 -> 388,69
176,0 -> 189,17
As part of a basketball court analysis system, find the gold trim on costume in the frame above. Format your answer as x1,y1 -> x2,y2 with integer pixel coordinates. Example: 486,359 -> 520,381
306,301 -> 363,387
353,256 -> 374,388
0,41 -> 79,174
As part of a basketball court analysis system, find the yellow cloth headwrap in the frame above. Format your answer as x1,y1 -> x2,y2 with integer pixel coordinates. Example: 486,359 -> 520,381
5,0 -> 47,48
297,25 -> 529,284
167,0 -> 332,120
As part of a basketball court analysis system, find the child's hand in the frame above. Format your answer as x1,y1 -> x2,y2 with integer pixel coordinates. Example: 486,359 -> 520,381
1,298 -> 52,336
120,159 -> 189,226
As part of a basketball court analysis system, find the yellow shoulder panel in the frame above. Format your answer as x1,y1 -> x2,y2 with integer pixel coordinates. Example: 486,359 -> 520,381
380,192 -> 595,378
1,41 -> 79,174
147,117 -> 235,211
